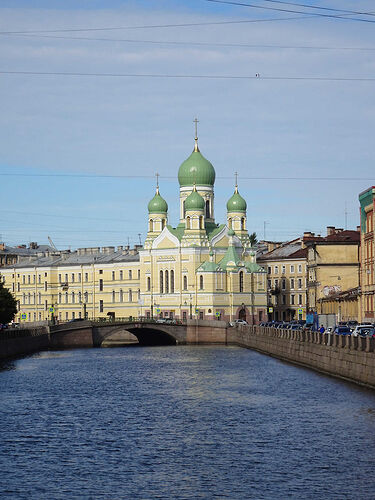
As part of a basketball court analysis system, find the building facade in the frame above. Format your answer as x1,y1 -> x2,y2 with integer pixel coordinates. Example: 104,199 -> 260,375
359,186 -> 375,322
258,239 -> 308,322
1,134 -> 267,324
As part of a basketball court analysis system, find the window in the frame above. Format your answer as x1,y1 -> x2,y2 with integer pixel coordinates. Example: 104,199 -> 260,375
170,270 -> 174,293
147,277 -> 151,291
138,270 -> 140,279
22,275 -> 25,284
84,291 -> 88,303
119,289 -> 123,302
274,279 -> 279,288
38,275 -> 41,284
199,311 -> 204,320
186,216 -> 191,229
112,290 -> 115,302
290,265 -> 295,273
165,270 -> 169,293
241,218 -> 245,230
99,300 -> 103,313
71,274 -> 75,283
17,283 -> 20,292
274,266 -> 279,274
129,289 -> 132,302
282,278 -> 286,290
99,279 -> 103,291
239,271 -> 244,293
78,273 -> 81,282
58,292 -> 62,304
298,278 -> 302,289
38,293 -> 41,305
282,294 -> 286,305
298,264 -> 302,273
290,278 -> 295,290
99,270 -> 103,275
267,279 -> 271,289
129,270 -> 132,280
291,294 -> 295,305
282,265 -> 286,274
66,312 -> 69,320
183,275 -> 188,290
78,292 -> 81,303
72,311 -> 75,320
298,294 -> 303,305
183,311 -> 187,321
200,275 -> 204,290
65,274 -> 68,282
112,271 -> 115,281
85,273 -> 89,282
160,270 -> 163,294
120,271 -> 123,280
200,215 -> 204,229
205,200 -> 210,218
149,219 -> 154,232
44,282 -> 47,292
59,274 -> 61,283
228,218 -> 232,229
45,300 -> 48,311
28,275 -> 30,284
138,289 -> 141,300
72,292 -> 75,304
65,292 -> 68,304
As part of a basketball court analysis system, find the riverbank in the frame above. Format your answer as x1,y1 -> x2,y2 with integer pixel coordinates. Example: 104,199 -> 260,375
0,327 -> 49,360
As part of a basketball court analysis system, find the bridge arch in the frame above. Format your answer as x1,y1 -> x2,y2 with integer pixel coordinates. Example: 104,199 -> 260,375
93,323 -> 184,347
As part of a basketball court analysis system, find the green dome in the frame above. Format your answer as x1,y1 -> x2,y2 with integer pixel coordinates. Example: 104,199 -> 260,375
148,189 -> 168,213
185,187 -> 205,211
226,187 -> 247,213
178,148 -> 216,187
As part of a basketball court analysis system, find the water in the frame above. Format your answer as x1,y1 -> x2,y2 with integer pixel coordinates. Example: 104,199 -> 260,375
1,346 -> 375,499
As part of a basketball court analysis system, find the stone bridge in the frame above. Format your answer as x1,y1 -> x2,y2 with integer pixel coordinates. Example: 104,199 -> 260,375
49,319 -> 228,348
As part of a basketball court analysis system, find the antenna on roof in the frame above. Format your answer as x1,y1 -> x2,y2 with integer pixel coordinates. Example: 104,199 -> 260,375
48,236 -> 58,251
138,233 -> 142,245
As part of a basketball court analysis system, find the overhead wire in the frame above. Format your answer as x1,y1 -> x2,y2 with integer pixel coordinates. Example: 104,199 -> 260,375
256,0 -> 375,17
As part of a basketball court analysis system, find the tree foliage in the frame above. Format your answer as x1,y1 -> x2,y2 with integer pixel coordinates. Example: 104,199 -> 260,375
249,232 -> 258,246
0,279 -> 17,324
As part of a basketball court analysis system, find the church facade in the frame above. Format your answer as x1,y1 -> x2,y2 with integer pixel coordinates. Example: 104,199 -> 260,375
2,133 -> 267,324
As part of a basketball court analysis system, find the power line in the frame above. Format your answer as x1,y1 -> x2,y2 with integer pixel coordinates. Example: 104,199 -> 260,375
1,70 -> 374,81
0,15 -> 317,35
258,0 -> 375,17
5,32 -> 375,52
205,0 -> 375,23
0,172 -> 373,181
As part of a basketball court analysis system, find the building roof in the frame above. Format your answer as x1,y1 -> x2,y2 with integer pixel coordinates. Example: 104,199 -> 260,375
303,230 -> 360,244
258,239 -> 304,261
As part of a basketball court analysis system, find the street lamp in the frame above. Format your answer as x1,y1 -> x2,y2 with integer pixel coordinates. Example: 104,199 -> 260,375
189,294 -> 192,319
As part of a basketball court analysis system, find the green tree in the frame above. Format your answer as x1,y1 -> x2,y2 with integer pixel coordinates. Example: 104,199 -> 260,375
0,279 -> 17,324
249,232 -> 258,246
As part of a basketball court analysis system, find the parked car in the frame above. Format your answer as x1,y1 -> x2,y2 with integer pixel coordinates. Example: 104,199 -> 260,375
333,326 -> 351,335
352,325 -> 375,337
230,319 -> 248,326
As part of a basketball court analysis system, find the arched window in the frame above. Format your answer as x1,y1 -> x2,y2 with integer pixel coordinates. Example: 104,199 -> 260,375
147,276 -> 151,291
200,215 -> 204,229
241,217 -> 245,230
58,292 -> 62,304
72,291 -> 75,304
129,289 -> 132,302
239,271 -> 244,293
200,275 -> 204,290
160,270 -> 164,294
149,219 -> 153,232
205,200 -> 210,218
170,270 -> 174,293
65,292 -> 68,304
112,290 -> 116,303
228,218 -> 232,229
183,275 -> 188,290
119,289 -> 123,302
165,270 -> 169,294
186,216 -> 191,229
84,291 -> 88,303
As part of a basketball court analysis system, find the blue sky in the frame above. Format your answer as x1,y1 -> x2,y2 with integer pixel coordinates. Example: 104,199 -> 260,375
0,1 -> 374,248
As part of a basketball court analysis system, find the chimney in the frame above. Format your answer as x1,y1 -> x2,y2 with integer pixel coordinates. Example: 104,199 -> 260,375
335,228 -> 343,234
303,232 -> 315,238
357,225 -> 361,232
326,226 -> 335,236
29,242 -> 38,249
103,246 -> 115,254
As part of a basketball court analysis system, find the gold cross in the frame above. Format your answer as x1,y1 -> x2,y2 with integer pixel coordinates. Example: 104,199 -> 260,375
235,171 -> 238,187
193,118 -> 199,140
155,172 -> 159,189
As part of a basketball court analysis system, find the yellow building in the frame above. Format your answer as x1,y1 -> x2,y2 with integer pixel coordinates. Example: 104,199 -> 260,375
1,132 -> 267,324
304,227 -> 360,320
359,186 -> 375,322
258,239 -> 308,322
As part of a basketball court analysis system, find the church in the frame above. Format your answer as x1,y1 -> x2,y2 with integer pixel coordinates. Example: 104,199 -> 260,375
2,128 -> 267,324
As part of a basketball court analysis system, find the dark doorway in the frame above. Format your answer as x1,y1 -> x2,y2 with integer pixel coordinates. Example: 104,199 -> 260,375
238,308 -> 246,321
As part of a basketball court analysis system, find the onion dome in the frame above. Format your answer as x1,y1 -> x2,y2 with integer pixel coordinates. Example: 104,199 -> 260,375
148,187 -> 168,213
185,185 -> 205,211
178,138 -> 216,187
226,186 -> 247,213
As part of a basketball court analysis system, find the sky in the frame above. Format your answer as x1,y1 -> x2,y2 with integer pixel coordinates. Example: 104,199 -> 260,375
0,0 -> 374,249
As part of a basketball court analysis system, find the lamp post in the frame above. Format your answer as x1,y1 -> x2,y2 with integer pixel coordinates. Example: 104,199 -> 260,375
189,294 -> 192,319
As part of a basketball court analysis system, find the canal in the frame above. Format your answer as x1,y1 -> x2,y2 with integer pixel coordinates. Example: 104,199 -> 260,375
1,345 -> 375,499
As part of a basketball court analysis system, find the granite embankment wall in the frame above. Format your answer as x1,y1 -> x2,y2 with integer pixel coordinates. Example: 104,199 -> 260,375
0,327 -> 49,360
228,326 -> 375,389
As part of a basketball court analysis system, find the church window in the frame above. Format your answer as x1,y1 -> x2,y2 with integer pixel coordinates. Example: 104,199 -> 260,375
170,270 -> 174,293
241,218 -> 245,230
200,275 -> 204,290
239,271 -> 244,293
149,219 -> 154,232
183,275 -> 188,290
165,270 -> 169,294
200,215 -> 204,229
160,270 -> 164,294
228,218 -> 232,229
186,216 -> 191,229
162,219 -> 166,230
147,277 -> 151,291
205,200 -> 210,218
